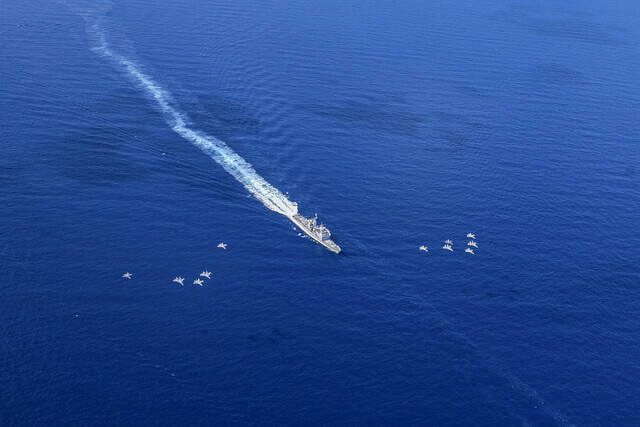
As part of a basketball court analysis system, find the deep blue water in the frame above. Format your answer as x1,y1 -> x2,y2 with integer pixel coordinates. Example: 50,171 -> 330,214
2,0 -> 639,424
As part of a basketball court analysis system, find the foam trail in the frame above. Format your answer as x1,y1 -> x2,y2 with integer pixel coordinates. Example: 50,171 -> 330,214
91,27 -> 299,218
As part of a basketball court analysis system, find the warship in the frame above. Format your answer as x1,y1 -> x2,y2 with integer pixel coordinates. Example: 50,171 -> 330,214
289,212 -> 341,253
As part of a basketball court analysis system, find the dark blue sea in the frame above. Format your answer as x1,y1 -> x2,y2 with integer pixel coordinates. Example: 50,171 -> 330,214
2,0 -> 639,424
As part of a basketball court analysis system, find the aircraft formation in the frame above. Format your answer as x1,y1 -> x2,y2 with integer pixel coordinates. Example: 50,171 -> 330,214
418,233 -> 479,255
123,270 -> 215,286
122,243 -> 226,286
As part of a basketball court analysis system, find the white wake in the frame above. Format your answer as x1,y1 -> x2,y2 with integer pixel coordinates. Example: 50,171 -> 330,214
92,28 -> 299,218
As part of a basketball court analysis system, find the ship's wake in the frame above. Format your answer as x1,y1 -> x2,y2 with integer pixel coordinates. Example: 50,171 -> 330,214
90,26 -> 299,219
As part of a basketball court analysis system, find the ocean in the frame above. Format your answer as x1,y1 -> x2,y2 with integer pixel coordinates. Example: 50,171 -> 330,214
1,0 -> 639,424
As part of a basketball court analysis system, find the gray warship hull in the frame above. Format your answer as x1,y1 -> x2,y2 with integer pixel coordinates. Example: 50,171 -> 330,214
289,213 -> 341,253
